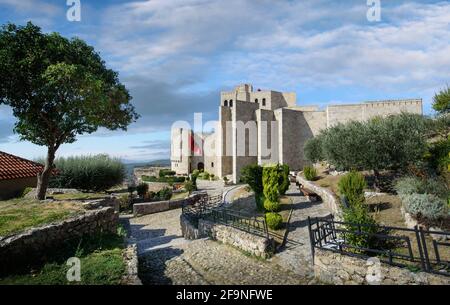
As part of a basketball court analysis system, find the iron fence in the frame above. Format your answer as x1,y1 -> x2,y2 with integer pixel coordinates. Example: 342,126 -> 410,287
182,193 -> 269,238
307,215 -> 450,277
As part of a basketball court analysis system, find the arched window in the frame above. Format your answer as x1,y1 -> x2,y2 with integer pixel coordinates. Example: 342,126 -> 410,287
262,98 -> 266,106
224,100 -> 228,107
229,100 -> 233,107
255,98 -> 259,103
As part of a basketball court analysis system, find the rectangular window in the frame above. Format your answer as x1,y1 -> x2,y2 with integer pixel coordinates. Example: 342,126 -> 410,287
211,162 -> 214,168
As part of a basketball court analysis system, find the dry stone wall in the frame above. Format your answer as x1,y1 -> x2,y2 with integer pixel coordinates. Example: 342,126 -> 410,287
133,193 -> 207,216
0,207 -> 118,275
314,249 -> 449,285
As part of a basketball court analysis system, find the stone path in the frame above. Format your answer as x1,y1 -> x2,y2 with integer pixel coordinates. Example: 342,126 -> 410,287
270,184 -> 331,277
122,182 -> 330,285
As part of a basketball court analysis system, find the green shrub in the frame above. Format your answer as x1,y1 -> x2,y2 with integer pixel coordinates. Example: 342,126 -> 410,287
304,135 -> 325,163
118,194 -> 131,211
403,193 -> 447,220
159,169 -> 176,177
46,154 -> 125,192
342,200 -> 380,253
278,164 -> 290,195
240,164 -> 263,196
266,212 -> 283,230
263,198 -> 281,212
394,177 -> 422,198
20,187 -> 33,198
192,169 -> 200,176
157,187 -> 172,201
199,172 -> 210,180
184,180 -> 195,194
142,175 -> 185,183
263,166 -> 280,212
303,166 -> 317,181
338,171 -> 367,205
136,183 -> 149,197
395,176 -> 449,200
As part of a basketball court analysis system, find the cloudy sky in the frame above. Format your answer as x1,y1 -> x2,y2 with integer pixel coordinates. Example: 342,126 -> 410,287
0,0 -> 449,162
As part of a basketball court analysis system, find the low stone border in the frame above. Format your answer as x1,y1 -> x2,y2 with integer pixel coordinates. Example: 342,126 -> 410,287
0,207 -> 118,275
133,193 -> 207,216
82,197 -> 120,212
314,248 -> 449,285
121,243 -> 142,285
296,175 -> 342,219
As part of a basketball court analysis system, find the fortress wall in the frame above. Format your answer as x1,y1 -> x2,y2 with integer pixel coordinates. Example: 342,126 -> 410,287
203,133 -> 217,176
218,106 -> 233,178
280,108 -> 327,170
232,101 -> 259,183
256,109 -> 278,166
171,128 -> 190,175
326,99 -> 422,127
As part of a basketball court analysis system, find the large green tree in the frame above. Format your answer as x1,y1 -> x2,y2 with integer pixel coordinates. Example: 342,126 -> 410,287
304,113 -> 429,190
432,85 -> 450,114
0,22 -> 139,199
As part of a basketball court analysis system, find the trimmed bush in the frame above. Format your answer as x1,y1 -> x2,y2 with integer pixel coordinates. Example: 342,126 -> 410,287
266,212 -> 283,230
264,198 -> 281,212
47,154 -> 125,192
263,166 -> 280,212
278,164 -> 290,195
240,164 -> 263,196
142,175 -> 185,183
159,169 -> 176,177
338,171 -> 367,206
403,193 -> 447,220
136,183 -> 149,197
303,166 -> 317,181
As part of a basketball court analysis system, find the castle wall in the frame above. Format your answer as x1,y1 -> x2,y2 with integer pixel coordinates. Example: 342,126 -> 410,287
326,99 -> 422,127
203,133 -> 217,176
232,100 -> 259,183
171,127 -> 190,175
217,106 -> 233,178
256,109 -> 278,166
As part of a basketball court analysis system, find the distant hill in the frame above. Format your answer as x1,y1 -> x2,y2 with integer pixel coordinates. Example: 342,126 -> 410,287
123,159 -> 171,177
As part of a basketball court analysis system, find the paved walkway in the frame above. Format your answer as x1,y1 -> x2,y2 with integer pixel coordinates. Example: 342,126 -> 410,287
270,184 -> 331,277
122,182 -> 330,285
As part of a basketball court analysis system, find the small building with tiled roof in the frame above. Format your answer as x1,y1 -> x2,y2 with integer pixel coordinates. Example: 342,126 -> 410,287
0,151 -> 43,200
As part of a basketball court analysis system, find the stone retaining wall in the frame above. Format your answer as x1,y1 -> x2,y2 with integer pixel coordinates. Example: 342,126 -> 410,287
133,193 -> 207,216
296,175 -> 342,219
314,249 -> 449,285
121,244 -> 142,285
0,207 -> 118,275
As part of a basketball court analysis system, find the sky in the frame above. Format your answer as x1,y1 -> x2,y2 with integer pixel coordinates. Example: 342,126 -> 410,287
0,0 -> 449,162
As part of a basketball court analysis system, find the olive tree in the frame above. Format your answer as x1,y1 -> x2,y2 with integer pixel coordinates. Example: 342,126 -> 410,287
0,23 -> 139,199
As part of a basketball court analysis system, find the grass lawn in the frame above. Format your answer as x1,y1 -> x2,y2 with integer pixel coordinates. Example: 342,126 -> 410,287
0,232 -> 126,285
0,198 -> 84,237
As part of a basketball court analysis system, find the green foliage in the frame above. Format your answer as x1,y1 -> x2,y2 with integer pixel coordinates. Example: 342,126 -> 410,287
308,113 -> 429,175
265,212 -> 283,230
46,154 -> 125,192
0,22 -> 139,199
262,166 -> 280,211
394,177 -> 423,198
426,136 -> 450,174
278,164 -> 290,195
159,169 -> 176,178
402,193 -> 447,220
395,176 -> 449,200
432,85 -> 450,114
192,169 -> 200,176
136,183 -> 149,197
19,187 -> 33,198
338,171 -> 367,205
141,175 -> 185,183
303,166 -> 317,181
198,171 -> 210,180
263,198 -> 281,212
342,200 -> 380,253
304,135 -> 325,163
184,180 -> 195,194
157,187 -> 172,201
240,164 -> 263,195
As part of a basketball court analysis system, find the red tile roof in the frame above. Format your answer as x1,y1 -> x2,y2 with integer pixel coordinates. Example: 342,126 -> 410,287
0,151 -> 44,181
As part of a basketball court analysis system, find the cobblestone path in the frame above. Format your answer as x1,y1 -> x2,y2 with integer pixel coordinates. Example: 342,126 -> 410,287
123,183 -> 330,285
270,184 -> 331,278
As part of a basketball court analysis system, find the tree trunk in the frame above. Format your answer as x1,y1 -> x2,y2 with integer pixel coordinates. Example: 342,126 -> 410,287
373,169 -> 381,192
36,146 -> 56,200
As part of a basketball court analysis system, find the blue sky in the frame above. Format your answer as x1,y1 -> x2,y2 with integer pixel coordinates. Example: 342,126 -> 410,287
0,0 -> 449,162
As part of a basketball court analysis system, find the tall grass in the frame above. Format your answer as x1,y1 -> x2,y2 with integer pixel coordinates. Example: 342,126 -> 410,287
44,154 -> 125,192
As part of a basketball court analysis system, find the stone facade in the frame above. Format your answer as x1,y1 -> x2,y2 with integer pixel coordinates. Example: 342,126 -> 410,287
0,207 -> 118,275
0,176 -> 37,200
314,249 -> 449,285
171,83 -> 423,183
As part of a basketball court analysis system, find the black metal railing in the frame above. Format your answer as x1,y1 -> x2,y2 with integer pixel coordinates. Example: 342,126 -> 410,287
182,193 -> 269,238
307,215 -> 450,277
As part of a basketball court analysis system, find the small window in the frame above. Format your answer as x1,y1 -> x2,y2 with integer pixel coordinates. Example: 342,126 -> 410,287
255,98 -> 259,103
211,162 -> 214,168
262,98 -> 266,106
229,100 -> 233,107
224,100 -> 228,107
